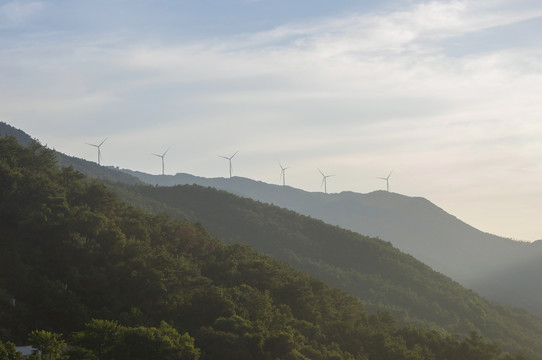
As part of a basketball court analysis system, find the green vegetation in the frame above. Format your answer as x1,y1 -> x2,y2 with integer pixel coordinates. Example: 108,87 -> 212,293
27,330 -> 67,360
0,135 -> 533,359
108,178 -> 542,358
67,319 -> 200,360
0,340 -> 23,360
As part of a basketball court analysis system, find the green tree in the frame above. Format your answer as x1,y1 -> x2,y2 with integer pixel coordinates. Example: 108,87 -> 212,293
456,331 -> 501,360
113,322 -> 199,360
0,340 -> 23,360
71,319 -> 122,360
28,330 -> 66,360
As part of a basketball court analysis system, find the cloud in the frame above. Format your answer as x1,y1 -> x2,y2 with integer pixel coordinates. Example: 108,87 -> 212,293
4,1 -> 542,133
0,0 -> 43,28
229,0 -> 542,54
2,0 -> 542,239
4,1 -> 542,159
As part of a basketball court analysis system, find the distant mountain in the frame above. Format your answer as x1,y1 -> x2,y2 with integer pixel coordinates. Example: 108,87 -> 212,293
56,154 -> 142,185
103,179 -> 542,358
118,170 -> 542,316
469,242 -> 542,313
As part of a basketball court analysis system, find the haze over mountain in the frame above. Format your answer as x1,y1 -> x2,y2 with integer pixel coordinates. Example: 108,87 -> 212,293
108,180 -> 542,357
117,168 -> 542,316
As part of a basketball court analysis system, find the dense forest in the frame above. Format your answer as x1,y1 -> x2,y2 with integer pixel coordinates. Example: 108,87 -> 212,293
0,136 -> 532,359
117,159 -> 542,318
107,179 -> 542,358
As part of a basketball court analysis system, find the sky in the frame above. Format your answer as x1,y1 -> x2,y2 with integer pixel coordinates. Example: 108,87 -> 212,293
2,0 -> 542,241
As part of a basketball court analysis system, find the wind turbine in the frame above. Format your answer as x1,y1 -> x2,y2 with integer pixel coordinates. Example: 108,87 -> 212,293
279,163 -> 289,186
86,137 -> 107,165
318,168 -> 334,194
153,148 -> 170,175
218,151 -> 238,178
378,170 -> 393,192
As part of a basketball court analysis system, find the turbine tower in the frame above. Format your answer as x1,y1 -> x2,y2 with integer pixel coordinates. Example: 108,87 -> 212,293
279,163 -> 289,186
318,168 -> 334,194
378,170 -> 393,192
86,137 -> 107,165
218,151 -> 238,178
153,148 -> 170,175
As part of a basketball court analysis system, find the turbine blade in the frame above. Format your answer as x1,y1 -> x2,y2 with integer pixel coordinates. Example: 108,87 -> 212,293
86,143 -> 98,147
163,148 -> 170,156
99,137 -> 108,147
318,168 -> 324,176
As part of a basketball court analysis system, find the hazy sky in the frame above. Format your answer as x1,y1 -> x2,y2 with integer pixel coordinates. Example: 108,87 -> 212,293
2,0 -> 542,241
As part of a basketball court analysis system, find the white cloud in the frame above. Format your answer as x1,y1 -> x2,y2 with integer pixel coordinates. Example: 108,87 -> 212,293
2,0 -> 542,239
0,0 -> 43,28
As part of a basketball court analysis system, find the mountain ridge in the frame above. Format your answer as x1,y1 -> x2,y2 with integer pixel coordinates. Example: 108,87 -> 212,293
119,170 -> 537,269
115,168 -> 542,315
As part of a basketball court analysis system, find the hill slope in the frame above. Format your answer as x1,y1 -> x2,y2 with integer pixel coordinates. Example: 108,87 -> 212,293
3,122 -> 542,357
0,134 -> 523,359
106,180 -> 542,358
118,169 -> 542,315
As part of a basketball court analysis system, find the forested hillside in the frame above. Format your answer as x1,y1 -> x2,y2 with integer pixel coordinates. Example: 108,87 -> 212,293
118,168 -> 542,316
108,181 -> 542,358
1,136 -> 528,359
